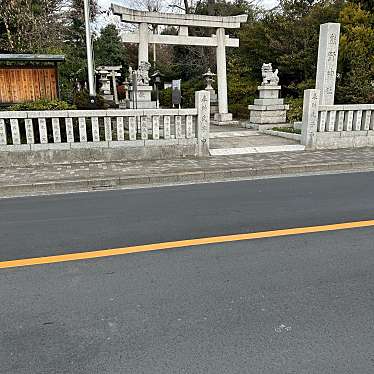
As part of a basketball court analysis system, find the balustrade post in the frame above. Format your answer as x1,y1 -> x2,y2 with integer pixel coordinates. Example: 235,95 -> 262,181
195,90 -> 210,156
301,89 -> 320,148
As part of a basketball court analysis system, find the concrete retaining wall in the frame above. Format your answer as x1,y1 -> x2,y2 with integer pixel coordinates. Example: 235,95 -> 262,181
0,139 -> 199,167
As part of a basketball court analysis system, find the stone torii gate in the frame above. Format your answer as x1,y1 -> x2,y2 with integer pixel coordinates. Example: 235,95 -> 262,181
111,4 -> 247,125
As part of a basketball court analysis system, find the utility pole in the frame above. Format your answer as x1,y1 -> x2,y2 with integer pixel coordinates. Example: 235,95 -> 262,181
84,0 -> 96,103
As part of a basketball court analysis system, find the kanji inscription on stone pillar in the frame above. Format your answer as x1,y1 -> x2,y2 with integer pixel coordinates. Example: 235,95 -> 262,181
195,90 -> 210,155
316,23 -> 340,105
301,89 -> 320,147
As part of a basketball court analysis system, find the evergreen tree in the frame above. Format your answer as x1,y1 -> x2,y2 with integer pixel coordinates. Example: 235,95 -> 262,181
0,0 -> 65,53
94,24 -> 127,68
336,2 -> 374,103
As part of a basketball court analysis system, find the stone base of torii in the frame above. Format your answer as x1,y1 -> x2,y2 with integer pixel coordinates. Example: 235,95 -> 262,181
111,4 -> 247,125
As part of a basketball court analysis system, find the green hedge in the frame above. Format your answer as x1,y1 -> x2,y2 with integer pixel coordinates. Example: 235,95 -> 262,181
7,99 -> 76,111
73,90 -> 108,109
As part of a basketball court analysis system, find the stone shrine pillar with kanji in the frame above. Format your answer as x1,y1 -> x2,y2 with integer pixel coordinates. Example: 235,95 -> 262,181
315,23 -> 340,105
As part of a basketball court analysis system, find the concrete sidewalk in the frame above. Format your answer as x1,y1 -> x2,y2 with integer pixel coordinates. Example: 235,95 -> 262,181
1,147 -> 374,198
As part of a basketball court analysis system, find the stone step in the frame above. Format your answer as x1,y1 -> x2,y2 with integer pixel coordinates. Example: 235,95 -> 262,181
209,144 -> 305,156
209,131 -> 260,139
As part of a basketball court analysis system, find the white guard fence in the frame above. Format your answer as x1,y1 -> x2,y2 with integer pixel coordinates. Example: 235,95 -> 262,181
0,91 -> 210,160
302,89 -> 374,149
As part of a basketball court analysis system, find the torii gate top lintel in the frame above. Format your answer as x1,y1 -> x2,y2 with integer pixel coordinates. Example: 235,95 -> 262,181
111,4 -> 248,29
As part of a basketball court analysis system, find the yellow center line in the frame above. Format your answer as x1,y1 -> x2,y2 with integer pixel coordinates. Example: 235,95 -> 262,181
1,219 -> 374,270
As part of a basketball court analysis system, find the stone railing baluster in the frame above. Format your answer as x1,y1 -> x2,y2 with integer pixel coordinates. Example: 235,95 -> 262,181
0,119 -> 6,145
344,110 -> 353,131
326,110 -> 336,132
186,115 -> 193,138
353,110 -> 363,131
336,111 -> 344,131
163,116 -> 171,139
38,118 -> 48,144
52,118 -> 61,143
128,117 -> 137,140
362,111 -> 371,131
65,118 -> 74,143
10,119 -> 21,145
79,118 -> 87,142
104,117 -> 112,141
25,119 -> 35,144
318,111 -> 327,132
175,115 -> 183,139
91,117 -> 100,142
152,116 -> 160,140
116,117 -> 124,141
141,116 -> 148,140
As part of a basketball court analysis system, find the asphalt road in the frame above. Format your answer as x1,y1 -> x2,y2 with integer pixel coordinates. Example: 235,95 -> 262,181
1,171 -> 374,261
1,172 -> 374,373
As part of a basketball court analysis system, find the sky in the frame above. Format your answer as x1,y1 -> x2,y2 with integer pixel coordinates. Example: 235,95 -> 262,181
96,0 -> 279,29
98,0 -> 279,13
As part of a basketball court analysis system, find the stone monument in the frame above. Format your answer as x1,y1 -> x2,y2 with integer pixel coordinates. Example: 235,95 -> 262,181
203,68 -> 219,116
247,63 -> 289,130
125,61 -> 156,109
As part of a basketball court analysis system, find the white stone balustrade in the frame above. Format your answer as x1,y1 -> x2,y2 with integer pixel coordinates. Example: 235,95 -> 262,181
302,89 -> 374,149
0,92 -> 210,157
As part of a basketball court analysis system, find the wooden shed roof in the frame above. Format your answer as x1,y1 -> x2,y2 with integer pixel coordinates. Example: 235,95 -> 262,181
0,54 -> 65,62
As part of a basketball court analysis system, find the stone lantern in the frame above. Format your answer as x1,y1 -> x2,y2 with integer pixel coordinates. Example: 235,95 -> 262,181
203,68 -> 218,116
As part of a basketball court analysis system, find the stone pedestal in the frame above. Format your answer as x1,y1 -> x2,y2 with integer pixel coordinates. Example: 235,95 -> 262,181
212,112 -> 240,126
214,112 -> 233,122
248,85 -> 289,130
126,85 -> 156,109
103,93 -> 114,101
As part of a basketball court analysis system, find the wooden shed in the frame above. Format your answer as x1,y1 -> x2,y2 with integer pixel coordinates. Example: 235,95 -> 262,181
0,54 -> 65,105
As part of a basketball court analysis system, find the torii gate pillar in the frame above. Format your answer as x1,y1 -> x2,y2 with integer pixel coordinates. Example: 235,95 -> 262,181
215,27 -> 231,123
138,22 -> 149,64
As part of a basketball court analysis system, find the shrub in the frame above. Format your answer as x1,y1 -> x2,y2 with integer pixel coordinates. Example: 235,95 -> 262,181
159,87 -> 172,108
229,103 -> 250,119
286,97 -> 303,123
73,90 -> 108,109
8,99 -> 76,111
181,79 -> 206,108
